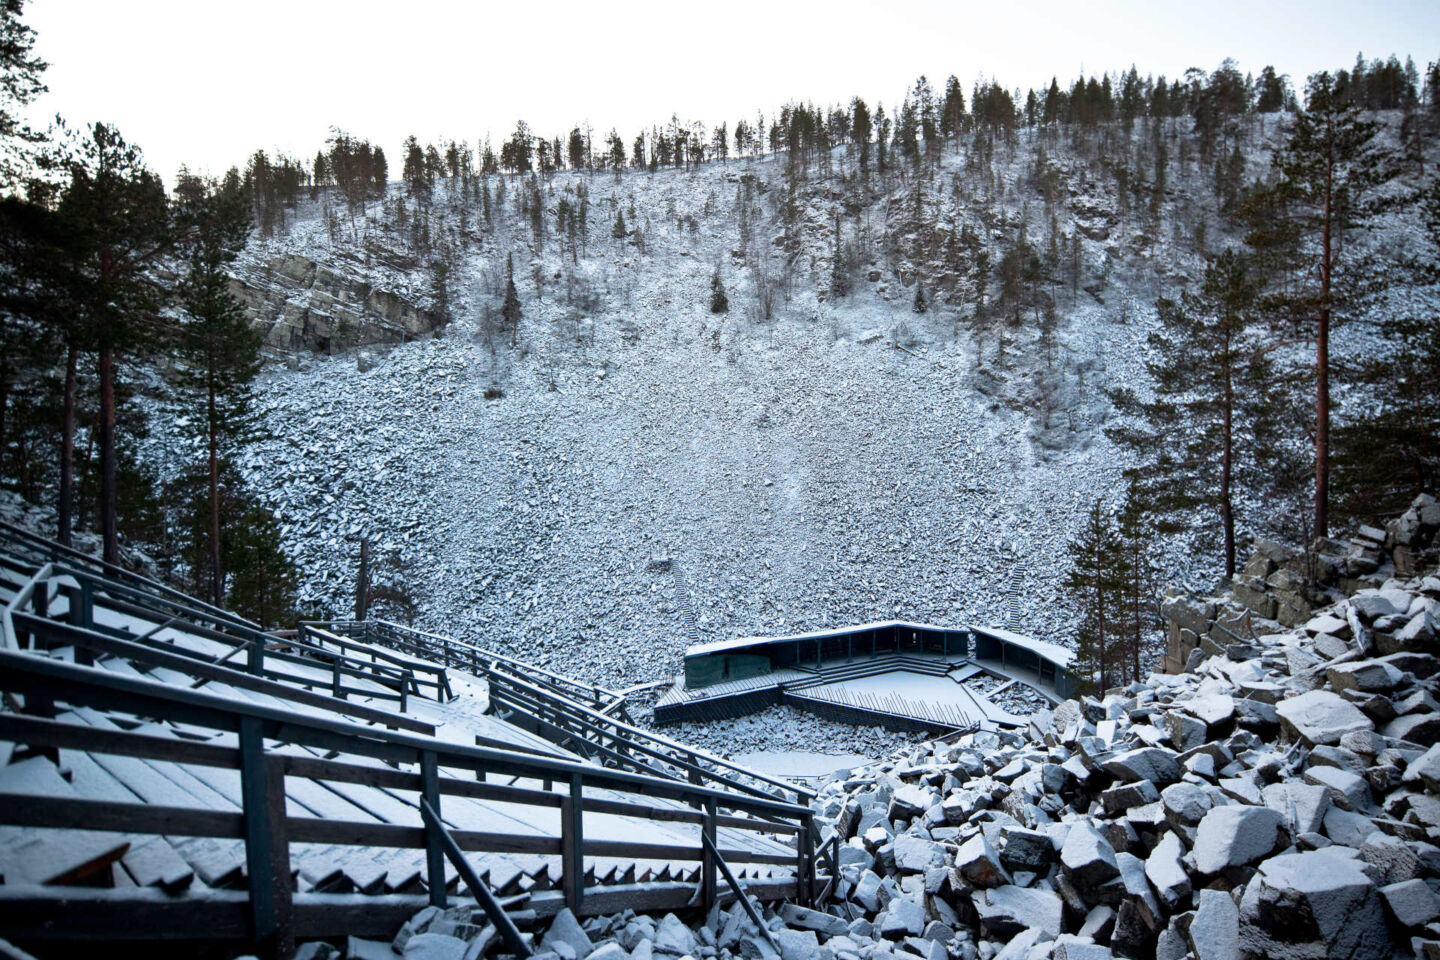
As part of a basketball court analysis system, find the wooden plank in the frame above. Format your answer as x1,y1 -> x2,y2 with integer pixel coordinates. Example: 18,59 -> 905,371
120,835 -> 194,892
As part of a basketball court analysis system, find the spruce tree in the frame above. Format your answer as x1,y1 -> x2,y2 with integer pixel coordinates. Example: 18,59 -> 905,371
0,0 -> 47,188
1064,499 -> 1124,692
1108,249 -> 1268,578
501,252 -> 522,346
612,207 -> 626,240
829,214 -> 850,298
709,266 -> 728,314
173,172 -> 258,606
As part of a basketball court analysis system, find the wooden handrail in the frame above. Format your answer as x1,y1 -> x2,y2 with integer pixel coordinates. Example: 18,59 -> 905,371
0,647 -> 811,820
486,662 -> 816,802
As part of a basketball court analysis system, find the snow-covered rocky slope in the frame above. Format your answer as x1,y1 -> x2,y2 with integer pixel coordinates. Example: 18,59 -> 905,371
138,116 -> 1430,690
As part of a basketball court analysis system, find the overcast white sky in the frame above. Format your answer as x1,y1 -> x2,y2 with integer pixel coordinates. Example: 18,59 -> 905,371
22,0 -> 1440,184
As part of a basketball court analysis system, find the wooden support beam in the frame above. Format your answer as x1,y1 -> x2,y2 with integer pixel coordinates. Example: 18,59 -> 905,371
421,750 -> 445,907
239,717 -> 293,959
419,798 -> 532,958
562,773 -> 584,914
701,831 -> 779,952
701,798 -> 717,912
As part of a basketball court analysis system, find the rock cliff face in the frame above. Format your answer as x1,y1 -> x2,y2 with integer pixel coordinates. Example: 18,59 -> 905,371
229,254 -> 444,356
1162,494 -> 1440,673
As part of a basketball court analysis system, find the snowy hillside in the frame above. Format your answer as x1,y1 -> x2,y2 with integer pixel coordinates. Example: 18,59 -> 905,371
137,117 -> 1425,688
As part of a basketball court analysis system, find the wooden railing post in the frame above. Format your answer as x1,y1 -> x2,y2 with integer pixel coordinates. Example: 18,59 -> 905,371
422,750 -> 445,907
240,718 -> 294,959
797,813 -> 815,907
561,773 -> 583,913
701,798 -> 717,911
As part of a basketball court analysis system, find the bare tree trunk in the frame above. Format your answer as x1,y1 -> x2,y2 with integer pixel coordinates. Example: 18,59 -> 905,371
1222,347 -> 1235,578
354,538 -> 370,621
208,378 -> 224,607
98,348 -> 118,565
1316,156 -> 1333,539
59,344 -> 77,547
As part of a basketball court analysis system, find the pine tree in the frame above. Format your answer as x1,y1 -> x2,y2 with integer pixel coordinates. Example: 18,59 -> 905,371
829,214 -> 850,298
612,207 -> 626,240
1244,71 -> 1400,537
57,122 -> 171,564
226,493 -> 299,629
912,283 -> 927,313
173,171 -> 258,607
1064,498 -> 1124,692
501,252 -> 522,347
709,266 -> 728,314
0,0 -> 47,188
1108,249 -> 1268,578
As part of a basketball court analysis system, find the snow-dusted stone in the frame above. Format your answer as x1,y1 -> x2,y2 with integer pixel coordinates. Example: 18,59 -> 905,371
992,928 -> 1046,960
1061,820 -> 1120,887
1358,833 -> 1421,885
972,885 -> 1064,939
347,938 -> 397,960
1302,765 -> 1371,811
1100,779 -> 1159,815
1323,806 -> 1381,848
1186,889 -> 1239,960
588,944 -> 630,960
1306,613 -> 1351,639
838,844 -> 874,872
941,794 -> 968,825
1145,832 -> 1191,909
1167,711 -> 1208,751
1404,744 -> 1440,792
1313,633 -> 1352,659
955,833 -> 1010,888
1078,905 -> 1115,942
652,915 -> 696,957
1052,937 -> 1113,960
778,904 -> 848,938
1352,595 -> 1400,623
1276,690 -> 1374,746
402,934 -> 468,960
1380,878 -> 1440,928
1189,693 -> 1235,729
893,834 -> 946,873
1161,781 -> 1214,832
852,870 -> 885,912
1102,747 -> 1182,785
296,944 -> 339,960
395,906 -> 444,952
887,784 -> 932,822
999,828 -> 1054,872
1326,660 -> 1403,694
1261,782 -> 1332,836
544,909 -> 596,959
1191,805 -> 1285,875
775,928 -> 820,960
1384,712 -> 1440,747
1238,847 -> 1387,960
879,897 -> 926,938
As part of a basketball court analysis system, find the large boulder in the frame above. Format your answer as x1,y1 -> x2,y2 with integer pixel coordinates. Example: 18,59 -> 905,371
1061,820 -> 1121,887
972,885 -> 1065,940
1102,748 -> 1183,785
1192,806 -> 1286,876
1276,690 -> 1374,746
1237,848 -> 1388,960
